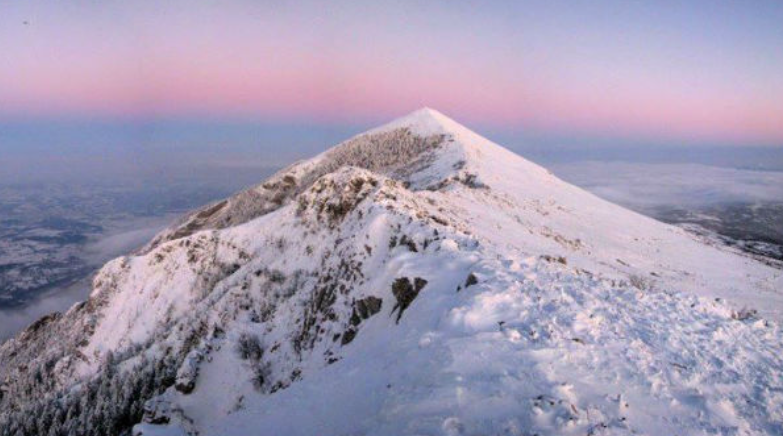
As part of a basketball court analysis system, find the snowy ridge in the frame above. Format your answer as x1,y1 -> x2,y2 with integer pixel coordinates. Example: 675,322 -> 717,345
1,108 -> 782,436
141,109 -> 459,252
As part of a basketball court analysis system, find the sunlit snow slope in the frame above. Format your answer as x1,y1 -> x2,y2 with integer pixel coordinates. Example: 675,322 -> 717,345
1,108 -> 781,436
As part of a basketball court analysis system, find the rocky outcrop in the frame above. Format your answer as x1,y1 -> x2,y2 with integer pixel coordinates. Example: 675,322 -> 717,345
391,277 -> 428,323
175,349 -> 205,394
350,296 -> 383,326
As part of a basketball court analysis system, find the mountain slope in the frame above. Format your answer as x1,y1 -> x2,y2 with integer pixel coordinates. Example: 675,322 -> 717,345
1,108 -> 782,436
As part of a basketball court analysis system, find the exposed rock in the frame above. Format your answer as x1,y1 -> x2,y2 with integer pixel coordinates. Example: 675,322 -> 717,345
175,349 -> 204,394
296,169 -> 380,227
350,296 -> 383,326
356,296 -> 383,319
341,328 -> 357,345
464,273 -> 479,288
391,277 -> 428,323
541,254 -> 567,265
458,172 -> 487,189
399,234 -> 418,252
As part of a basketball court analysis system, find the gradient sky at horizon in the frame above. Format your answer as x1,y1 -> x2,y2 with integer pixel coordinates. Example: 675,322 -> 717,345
2,0 -> 782,147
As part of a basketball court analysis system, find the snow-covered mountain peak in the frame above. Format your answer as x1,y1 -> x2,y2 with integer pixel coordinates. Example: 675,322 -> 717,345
372,107 -> 561,182
370,107 -> 523,163
370,107 -> 462,136
141,108 -> 497,251
2,110 -> 783,436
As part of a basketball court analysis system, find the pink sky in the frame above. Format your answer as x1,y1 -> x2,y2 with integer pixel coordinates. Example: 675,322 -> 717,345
2,1 -> 782,145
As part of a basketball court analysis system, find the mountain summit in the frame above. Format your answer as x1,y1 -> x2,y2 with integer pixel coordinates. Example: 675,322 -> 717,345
2,109 -> 782,436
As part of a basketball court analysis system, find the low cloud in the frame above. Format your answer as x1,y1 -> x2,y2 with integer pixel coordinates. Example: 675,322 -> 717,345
0,278 -> 92,342
552,162 -> 783,211
0,214 -> 176,342
82,214 -> 177,264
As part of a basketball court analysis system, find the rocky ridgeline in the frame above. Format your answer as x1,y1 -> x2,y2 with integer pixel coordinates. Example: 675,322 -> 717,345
142,127 -> 447,253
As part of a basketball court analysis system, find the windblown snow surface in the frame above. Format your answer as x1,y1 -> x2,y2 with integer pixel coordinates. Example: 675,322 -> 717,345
1,109 -> 782,436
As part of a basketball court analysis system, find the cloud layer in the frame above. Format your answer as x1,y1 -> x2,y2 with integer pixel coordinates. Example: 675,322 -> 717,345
552,162 -> 783,210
